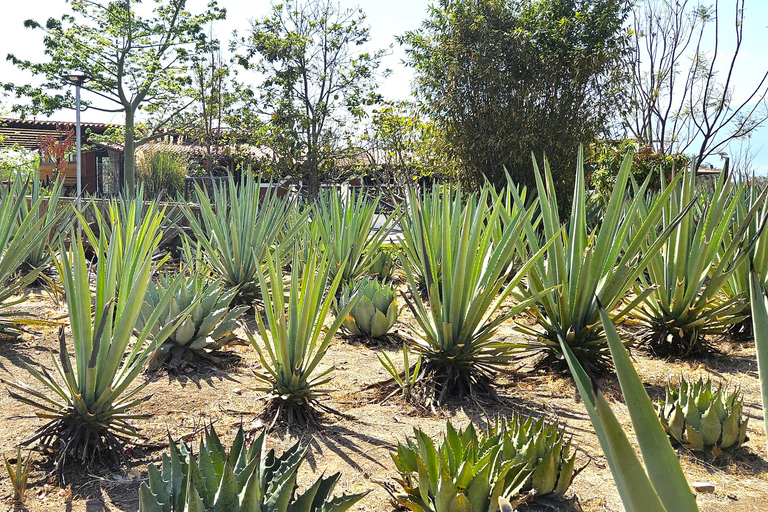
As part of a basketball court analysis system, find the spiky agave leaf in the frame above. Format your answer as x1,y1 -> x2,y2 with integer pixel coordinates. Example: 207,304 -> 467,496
631,163 -> 768,356
1,197 -> 195,479
139,424 -> 368,512
183,174 -> 304,305
138,271 -> 248,370
248,246 -> 356,425
513,147 -> 689,374
398,182 -> 554,403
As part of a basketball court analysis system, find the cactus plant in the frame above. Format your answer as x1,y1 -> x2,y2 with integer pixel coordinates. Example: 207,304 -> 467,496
137,272 -> 249,369
658,376 -> 748,452
139,424 -> 367,512
338,278 -> 398,338
389,417 -> 576,512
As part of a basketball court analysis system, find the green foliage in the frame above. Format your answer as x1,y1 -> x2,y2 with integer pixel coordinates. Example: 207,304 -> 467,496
248,247 -> 355,424
631,166 -> 767,356
137,149 -> 189,199
240,0 -> 386,196
2,197 -> 192,475
389,417 -> 576,511
338,278 -> 398,338
3,0 -> 224,193
398,183 -> 551,402
556,304 -> 698,512
587,140 -> 689,199
3,447 -> 31,503
138,272 -> 248,370
0,176 -> 65,337
377,343 -> 421,402
749,267 -> 768,455
368,243 -> 398,282
310,188 -> 398,286
184,175 -> 303,304
402,0 -> 630,207
139,424 -> 367,512
658,376 -> 748,452
513,148 -> 682,374
0,146 -> 39,181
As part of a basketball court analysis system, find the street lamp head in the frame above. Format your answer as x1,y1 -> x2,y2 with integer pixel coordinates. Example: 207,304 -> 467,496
62,72 -> 90,86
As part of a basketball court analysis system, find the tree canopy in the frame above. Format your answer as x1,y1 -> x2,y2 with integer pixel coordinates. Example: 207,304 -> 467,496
401,0 -> 630,204
2,0 -> 225,194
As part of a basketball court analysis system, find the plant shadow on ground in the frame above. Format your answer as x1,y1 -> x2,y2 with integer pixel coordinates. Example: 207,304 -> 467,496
147,351 -> 243,390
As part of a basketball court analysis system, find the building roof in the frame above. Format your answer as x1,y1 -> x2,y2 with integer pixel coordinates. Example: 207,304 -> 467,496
0,118 -> 113,150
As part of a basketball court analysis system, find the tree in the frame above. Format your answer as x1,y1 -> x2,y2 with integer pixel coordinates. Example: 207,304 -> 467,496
2,0 -> 225,194
401,0 -> 630,205
624,0 -> 768,169
240,0 -> 386,197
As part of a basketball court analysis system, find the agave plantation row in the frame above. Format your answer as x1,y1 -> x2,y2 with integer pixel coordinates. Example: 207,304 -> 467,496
1,148 -> 768,511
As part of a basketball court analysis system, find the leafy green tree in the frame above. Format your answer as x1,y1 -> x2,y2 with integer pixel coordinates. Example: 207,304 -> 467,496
2,0 -> 225,194
240,0 -> 386,197
401,0 -> 630,207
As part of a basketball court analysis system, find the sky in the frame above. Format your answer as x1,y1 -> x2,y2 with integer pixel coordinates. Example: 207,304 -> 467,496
1,0 -> 768,174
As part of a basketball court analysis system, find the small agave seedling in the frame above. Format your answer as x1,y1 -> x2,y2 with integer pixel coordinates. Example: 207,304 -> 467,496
658,376 -> 748,452
389,417 -> 577,512
338,278 -> 398,338
139,424 -> 368,512
137,272 -> 249,369
378,343 -> 422,401
3,447 -> 31,503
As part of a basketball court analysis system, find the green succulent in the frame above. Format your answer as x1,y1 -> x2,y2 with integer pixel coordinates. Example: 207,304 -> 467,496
658,376 -> 748,452
138,273 -> 249,369
389,417 -> 576,512
368,245 -> 397,281
139,424 -> 368,512
338,278 -> 398,338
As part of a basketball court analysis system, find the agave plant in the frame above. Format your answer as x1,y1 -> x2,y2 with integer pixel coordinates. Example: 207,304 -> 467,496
378,343 -> 422,402
399,182 -> 552,402
15,173 -> 73,288
749,267 -> 768,454
721,184 -> 768,337
310,187 -> 398,286
139,424 -> 367,512
389,417 -> 575,512
631,164 -> 767,355
556,303 -> 698,511
1,198 -> 191,476
0,176 -> 67,337
337,277 -> 398,338
249,246 -> 356,424
137,272 -> 249,370
369,243 -> 398,281
184,174 -> 304,304
512,147 -> 687,374
658,376 -> 748,452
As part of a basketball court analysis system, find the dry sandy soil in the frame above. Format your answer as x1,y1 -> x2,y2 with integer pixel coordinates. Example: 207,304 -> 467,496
0,286 -> 766,511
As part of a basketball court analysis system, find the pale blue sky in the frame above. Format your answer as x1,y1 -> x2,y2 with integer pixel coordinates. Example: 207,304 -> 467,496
2,0 -> 767,173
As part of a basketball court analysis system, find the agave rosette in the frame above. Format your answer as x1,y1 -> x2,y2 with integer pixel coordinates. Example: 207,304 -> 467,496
338,277 -> 398,338
659,376 -> 748,452
2,197 -> 193,475
139,425 -> 367,512
138,272 -> 248,369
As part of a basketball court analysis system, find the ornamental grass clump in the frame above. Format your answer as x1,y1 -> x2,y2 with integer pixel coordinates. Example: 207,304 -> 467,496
631,164 -> 767,356
248,247 -> 356,425
658,376 -> 748,452
139,424 -> 367,512
399,183 -> 551,403
137,272 -> 248,370
2,198 -> 191,478
337,277 -> 398,339
513,147 -> 686,374
389,417 -> 576,512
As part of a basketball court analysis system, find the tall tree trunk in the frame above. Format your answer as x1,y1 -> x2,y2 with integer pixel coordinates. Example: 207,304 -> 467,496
124,112 -> 136,196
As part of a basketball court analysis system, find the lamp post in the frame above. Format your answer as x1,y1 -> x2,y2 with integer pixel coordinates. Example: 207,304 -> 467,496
62,72 -> 90,203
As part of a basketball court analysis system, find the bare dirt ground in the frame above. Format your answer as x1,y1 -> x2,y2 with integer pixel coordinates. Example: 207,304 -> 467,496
0,286 -> 766,511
